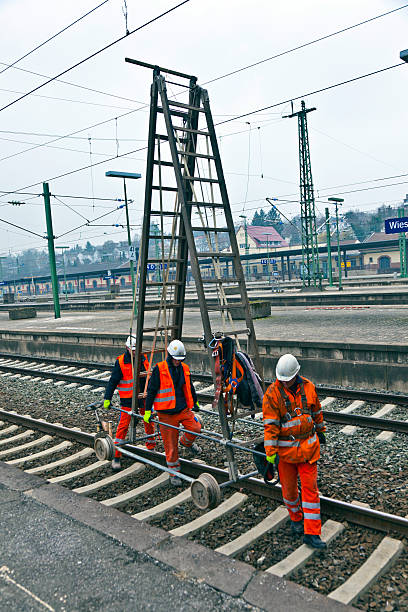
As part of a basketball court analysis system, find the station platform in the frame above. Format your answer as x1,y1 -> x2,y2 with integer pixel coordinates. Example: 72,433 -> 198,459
0,302 -> 407,344
0,463 -> 355,612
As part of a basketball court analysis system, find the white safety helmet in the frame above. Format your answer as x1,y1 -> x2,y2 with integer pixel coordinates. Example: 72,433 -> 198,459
126,335 -> 137,351
167,339 -> 186,361
276,353 -> 300,382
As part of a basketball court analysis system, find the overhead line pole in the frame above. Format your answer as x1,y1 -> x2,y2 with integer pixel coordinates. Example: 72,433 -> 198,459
43,182 -> 60,318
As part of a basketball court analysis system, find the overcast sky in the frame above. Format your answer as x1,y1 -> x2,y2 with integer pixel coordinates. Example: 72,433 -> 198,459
0,0 -> 407,255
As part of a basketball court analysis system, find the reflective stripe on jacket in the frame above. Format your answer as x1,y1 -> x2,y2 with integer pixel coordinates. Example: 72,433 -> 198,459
117,352 -> 149,399
262,376 -> 325,464
153,360 -> 194,412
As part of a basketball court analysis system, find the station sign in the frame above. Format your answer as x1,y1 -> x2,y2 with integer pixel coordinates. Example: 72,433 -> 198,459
147,263 -> 156,271
384,217 -> 408,234
0,281 -> 5,286
261,258 -> 277,265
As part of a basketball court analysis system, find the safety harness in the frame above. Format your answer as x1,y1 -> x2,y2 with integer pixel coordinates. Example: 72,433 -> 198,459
210,335 -> 244,417
277,378 -> 315,441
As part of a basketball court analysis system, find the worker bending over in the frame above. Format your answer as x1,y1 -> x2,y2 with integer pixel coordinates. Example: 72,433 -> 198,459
262,353 -> 327,549
144,340 -> 201,486
104,335 -> 155,470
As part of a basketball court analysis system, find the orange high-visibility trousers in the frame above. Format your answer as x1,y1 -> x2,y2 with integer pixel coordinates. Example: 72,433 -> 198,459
114,406 -> 156,457
278,459 -> 321,535
157,408 -> 201,473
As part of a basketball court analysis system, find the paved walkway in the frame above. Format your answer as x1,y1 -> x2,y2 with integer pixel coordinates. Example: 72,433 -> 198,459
0,304 -> 407,344
0,463 -> 354,612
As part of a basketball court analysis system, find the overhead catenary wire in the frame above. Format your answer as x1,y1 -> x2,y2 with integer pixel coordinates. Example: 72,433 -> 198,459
203,3 -> 408,85
0,4 -> 401,168
0,0 -> 193,114
0,0 -> 112,76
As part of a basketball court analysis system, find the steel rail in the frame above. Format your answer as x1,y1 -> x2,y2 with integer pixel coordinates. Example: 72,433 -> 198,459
0,352 -> 111,371
0,364 -> 107,387
0,352 -> 407,406
0,358 -> 407,433
0,409 -> 407,537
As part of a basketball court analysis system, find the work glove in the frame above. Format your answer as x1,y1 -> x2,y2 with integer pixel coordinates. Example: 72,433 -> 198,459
266,453 -> 277,464
103,399 -> 111,410
317,432 -> 326,445
143,410 -> 152,424
193,401 -> 200,412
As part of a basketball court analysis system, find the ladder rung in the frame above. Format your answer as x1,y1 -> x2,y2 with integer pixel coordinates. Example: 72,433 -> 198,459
147,258 -> 183,263
143,326 -> 177,332
169,100 -> 205,112
156,134 -> 188,142
157,107 -> 188,119
153,160 -> 181,168
183,176 -> 219,184
146,281 -> 183,286
173,126 -> 210,136
196,251 -> 230,258
203,278 -> 239,284
187,201 -> 224,209
150,210 -> 181,217
191,226 -> 229,232
145,303 -> 181,311
177,150 -> 215,160
149,234 -> 186,240
222,328 -> 250,336
152,186 -> 178,192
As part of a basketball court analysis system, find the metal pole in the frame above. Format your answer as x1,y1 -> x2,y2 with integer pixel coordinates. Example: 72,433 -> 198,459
42,182 -> 60,318
267,235 -> 271,285
325,207 -> 333,286
63,251 -> 67,300
123,179 -> 137,307
243,217 -> 249,279
398,207 -> 407,278
335,202 -> 342,291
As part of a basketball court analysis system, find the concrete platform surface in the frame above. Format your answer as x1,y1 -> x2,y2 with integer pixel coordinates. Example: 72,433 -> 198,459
0,463 -> 356,612
0,303 -> 408,344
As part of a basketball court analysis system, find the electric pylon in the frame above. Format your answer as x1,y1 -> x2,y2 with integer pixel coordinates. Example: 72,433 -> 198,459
284,101 -> 321,288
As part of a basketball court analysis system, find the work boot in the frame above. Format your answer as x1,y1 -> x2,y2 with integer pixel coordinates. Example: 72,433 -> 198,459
111,458 -> 121,471
170,475 -> 183,487
303,534 -> 327,549
291,520 -> 304,535
181,442 -> 201,457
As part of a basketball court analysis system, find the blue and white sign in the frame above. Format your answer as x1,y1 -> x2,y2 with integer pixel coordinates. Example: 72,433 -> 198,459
147,263 -> 156,271
261,259 -> 267,264
103,276 -> 112,280
159,263 -> 167,270
0,281 -> 5,286
270,258 -> 277,264
384,217 -> 408,234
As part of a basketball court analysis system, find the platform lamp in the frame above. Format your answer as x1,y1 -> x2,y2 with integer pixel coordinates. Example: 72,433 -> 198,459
400,49 -> 408,63
56,246 -> 69,301
264,232 -> 274,285
328,197 -> 344,291
239,214 -> 250,279
105,171 -> 141,308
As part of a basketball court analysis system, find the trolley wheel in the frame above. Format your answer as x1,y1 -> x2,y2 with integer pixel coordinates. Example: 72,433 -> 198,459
190,473 -> 222,510
94,432 -> 114,461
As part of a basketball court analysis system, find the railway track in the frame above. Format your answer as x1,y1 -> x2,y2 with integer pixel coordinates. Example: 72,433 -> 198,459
0,405 -> 407,610
0,353 -> 407,438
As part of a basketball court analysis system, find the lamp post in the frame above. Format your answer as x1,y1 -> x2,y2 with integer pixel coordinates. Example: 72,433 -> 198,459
239,214 -> 250,280
264,232 -> 274,285
56,246 -> 69,301
328,197 -> 344,291
105,171 -> 141,308
325,208 -> 333,286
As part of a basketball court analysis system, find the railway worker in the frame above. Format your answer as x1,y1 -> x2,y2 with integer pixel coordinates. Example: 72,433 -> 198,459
104,335 -> 155,470
262,353 -> 327,549
143,339 -> 201,486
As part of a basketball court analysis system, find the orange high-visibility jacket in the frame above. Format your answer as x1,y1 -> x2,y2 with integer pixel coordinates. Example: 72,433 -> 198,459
153,360 -> 194,412
262,376 -> 326,464
117,353 -> 149,399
